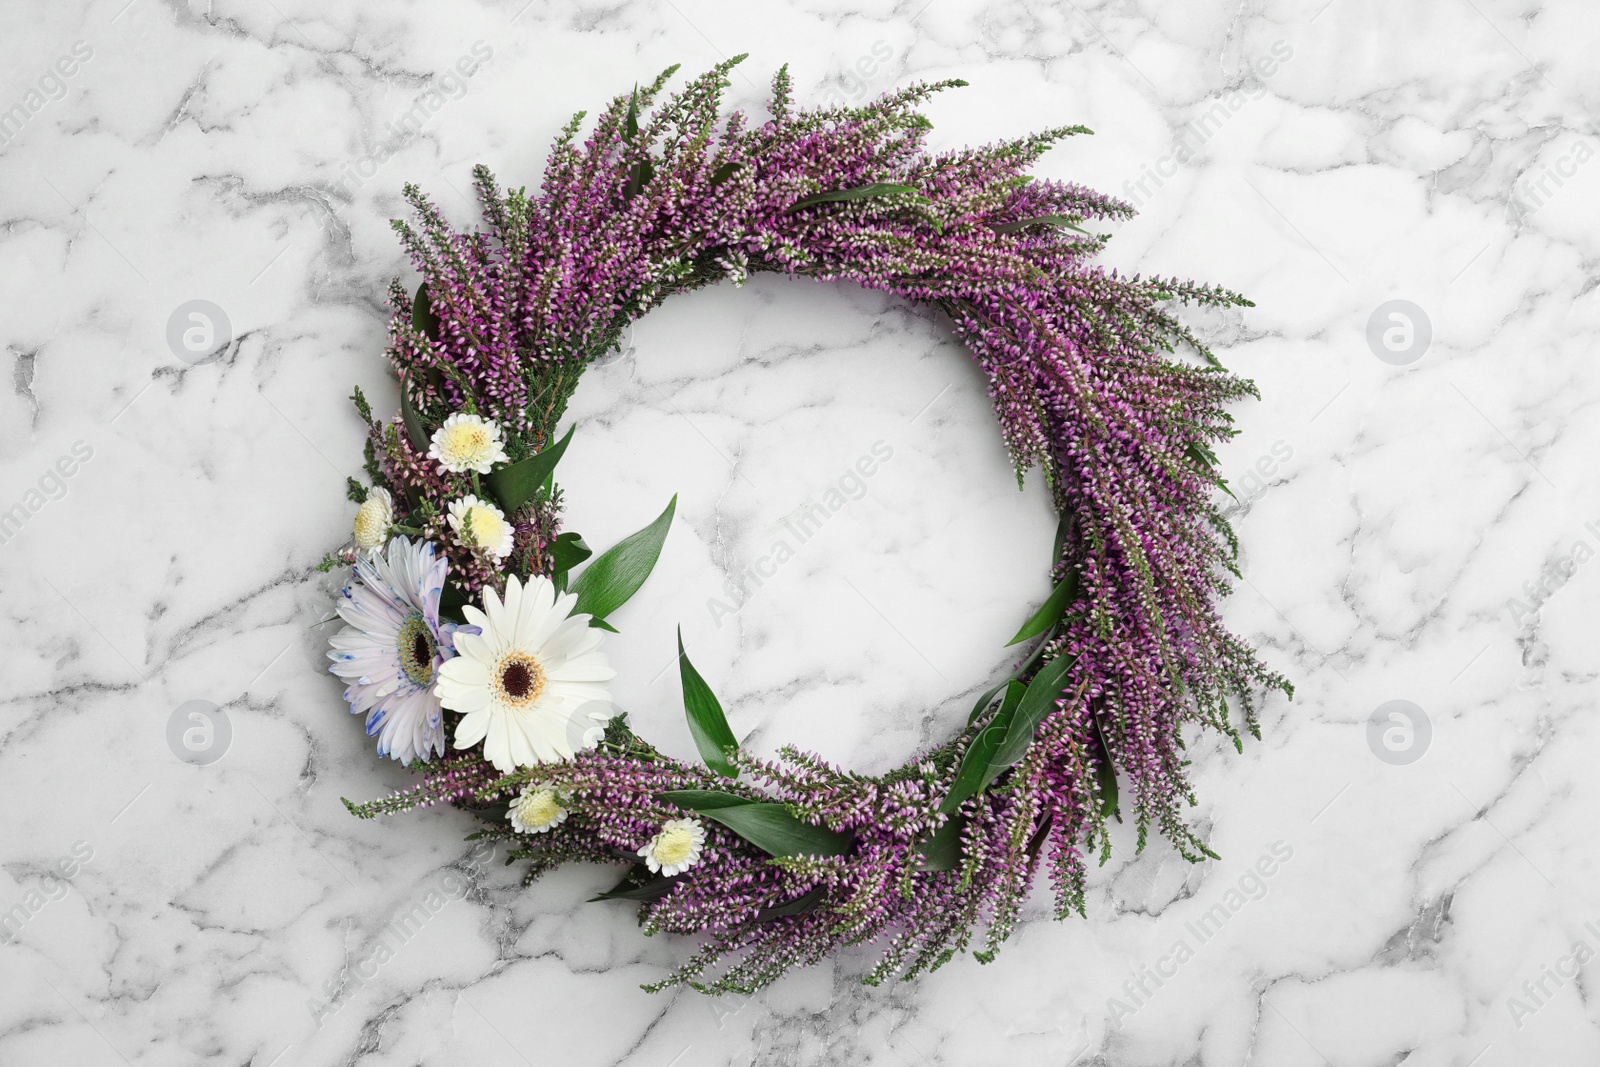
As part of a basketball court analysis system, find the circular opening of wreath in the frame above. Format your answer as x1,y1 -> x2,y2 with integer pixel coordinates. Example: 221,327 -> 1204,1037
582,279 -> 1051,766
328,58 -> 1290,996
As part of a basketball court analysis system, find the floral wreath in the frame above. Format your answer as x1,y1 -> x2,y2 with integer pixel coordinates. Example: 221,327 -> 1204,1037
328,58 -> 1291,995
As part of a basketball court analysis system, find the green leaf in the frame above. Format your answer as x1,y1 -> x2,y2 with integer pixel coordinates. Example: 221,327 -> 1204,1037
788,182 -> 924,212
1186,441 -> 1238,501
1006,572 -> 1079,646
966,680 -> 1008,727
988,653 -> 1080,773
589,863 -> 678,902
703,804 -> 853,858
551,531 -> 592,571
661,793 -> 852,858
661,790 -> 853,856
1186,441 -> 1218,468
657,789 -> 752,811
412,284 -> 440,341
1052,513 -> 1070,563
460,801 -> 509,826
626,157 -> 655,199
438,582 -> 470,619
708,161 -> 742,188
1095,745 -> 1120,820
550,531 -> 592,595
916,817 -> 965,871
624,85 -> 639,142
570,494 -> 677,626
991,214 -> 1091,236
943,681 -> 1024,814
753,885 -> 827,922
399,374 -> 429,451
678,627 -> 738,778
966,619 -> 1059,726
484,423 -> 575,514
943,653 -> 1078,814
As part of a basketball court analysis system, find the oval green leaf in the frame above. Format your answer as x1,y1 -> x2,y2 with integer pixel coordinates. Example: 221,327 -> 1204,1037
987,652 -> 1079,774
550,530 -> 592,594
569,494 -> 676,627
657,789 -> 754,811
412,284 -> 441,341
916,817 -> 965,871
485,423 -> 575,514
399,374 -> 430,451
753,885 -> 827,922
678,627 -> 738,778
704,804 -> 853,858
968,620 -> 1060,726
788,182 -> 924,212
589,863 -> 679,902
1006,572 -> 1079,646
942,680 -> 1025,814
551,531 -> 592,571
991,214 -> 1091,236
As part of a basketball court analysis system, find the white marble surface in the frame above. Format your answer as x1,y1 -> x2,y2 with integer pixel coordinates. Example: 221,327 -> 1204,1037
3,0 -> 1599,1063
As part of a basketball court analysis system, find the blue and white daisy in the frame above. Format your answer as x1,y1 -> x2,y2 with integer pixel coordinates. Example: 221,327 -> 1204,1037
327,536 -> 463,764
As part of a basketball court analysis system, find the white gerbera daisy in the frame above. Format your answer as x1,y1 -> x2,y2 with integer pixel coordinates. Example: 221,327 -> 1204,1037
352,487 -> 393,554
507,787 -> 568,834
638,818 -> 706,877
447,495 -> 515,560
429,412 -> 509,475
327,536 -> 463,764
435,573 -> 617,772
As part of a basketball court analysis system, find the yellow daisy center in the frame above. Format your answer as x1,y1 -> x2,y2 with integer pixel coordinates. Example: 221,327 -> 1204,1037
653,825 -> 697,867
514,789 -> 563,828
492,651 -> 547,708
463,505 -> 509,548
353,497 -> 389,549
439,423 -> 493,466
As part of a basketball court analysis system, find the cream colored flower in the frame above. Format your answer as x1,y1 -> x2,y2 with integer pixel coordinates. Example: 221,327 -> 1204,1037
638,818 -> 706,877
507,787 -> 568,834
429,413 -> 509,475
352,487 -> 393,554
447,494 -> 514,560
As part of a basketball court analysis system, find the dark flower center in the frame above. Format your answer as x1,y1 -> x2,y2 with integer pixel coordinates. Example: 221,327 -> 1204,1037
396,612 -> 438,688
502,662 -> 533,698
492,652 -> 547,707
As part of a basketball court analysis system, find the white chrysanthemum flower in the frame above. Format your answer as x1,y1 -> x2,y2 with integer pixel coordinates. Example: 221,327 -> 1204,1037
435,573 -> 617,772
429,413 -> 509,475
507,787 -> 568,834
327,536 -> 464,764
447,495 -> 515,560
638,818 -> 706,877
352,487 -> 393,554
